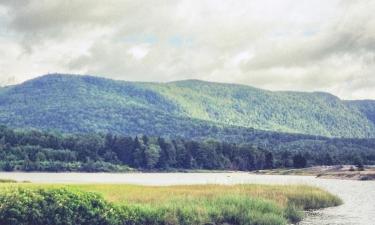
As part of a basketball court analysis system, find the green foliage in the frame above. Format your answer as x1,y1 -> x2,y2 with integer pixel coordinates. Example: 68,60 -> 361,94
0,179 -> 17,183
293,154 -> 307,168
0,125 -> 374,172
284,204 -> 303,224
0,184 -> 342,225
346,100 -> 375,126
148,80 -> 375,138
1,187 -> 284,225
0,188 -> 122,225
353,154 -> 365,171
114,197 -> 288,225
0,74 -> 374,139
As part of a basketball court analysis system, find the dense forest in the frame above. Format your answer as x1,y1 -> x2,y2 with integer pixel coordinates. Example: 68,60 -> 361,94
0,126 -> 374,172
1,74 -> 375,139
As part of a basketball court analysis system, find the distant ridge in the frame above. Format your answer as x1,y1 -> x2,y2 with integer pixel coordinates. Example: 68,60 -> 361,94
0,73 -> 374,138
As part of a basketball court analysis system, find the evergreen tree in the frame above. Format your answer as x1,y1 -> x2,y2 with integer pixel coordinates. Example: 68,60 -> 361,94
265,152 -> 274,169
144,144 -> 161,169
293,154 -> 307,168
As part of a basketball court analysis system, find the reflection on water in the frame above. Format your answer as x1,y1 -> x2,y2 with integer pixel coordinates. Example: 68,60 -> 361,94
0,172 -> 374,225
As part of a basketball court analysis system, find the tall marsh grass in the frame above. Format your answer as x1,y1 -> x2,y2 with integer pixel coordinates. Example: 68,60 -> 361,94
0,183 -> 342,225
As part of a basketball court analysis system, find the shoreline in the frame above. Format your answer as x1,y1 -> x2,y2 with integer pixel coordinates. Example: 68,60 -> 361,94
1,165 -> 375,181
253,165 -> 375,181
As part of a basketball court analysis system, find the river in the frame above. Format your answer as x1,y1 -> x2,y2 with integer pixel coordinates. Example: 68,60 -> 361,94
0,172 -> 373,225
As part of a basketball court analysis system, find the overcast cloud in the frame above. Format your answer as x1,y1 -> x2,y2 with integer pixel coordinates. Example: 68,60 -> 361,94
0,0 -> 374,99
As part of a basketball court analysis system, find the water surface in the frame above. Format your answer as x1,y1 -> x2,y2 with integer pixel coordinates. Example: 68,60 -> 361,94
0,172 -> 373,225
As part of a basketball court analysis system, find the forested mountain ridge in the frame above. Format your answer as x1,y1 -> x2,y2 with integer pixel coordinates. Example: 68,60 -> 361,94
0,73 -> 374,138
144,80 -> 375,137
345,100 -> 375,125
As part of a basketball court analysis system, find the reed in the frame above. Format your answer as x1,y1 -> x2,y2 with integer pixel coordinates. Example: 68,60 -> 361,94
0,183 -> 342,225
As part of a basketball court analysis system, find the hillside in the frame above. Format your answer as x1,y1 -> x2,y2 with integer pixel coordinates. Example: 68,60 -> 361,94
145,80 -> 375,137
0,74 -> 374,138
346,100 -> 375,125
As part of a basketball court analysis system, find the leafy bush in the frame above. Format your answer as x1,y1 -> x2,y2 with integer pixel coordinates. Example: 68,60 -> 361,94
0,179 -> 17,183
0,188 -> 122,225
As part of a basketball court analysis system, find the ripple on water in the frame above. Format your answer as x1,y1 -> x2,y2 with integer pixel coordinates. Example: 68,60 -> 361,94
298,210 -> 357,225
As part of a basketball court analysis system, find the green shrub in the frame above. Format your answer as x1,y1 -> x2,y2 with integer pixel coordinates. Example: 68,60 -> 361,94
0,179 -> 17,183
0,188 -> 122,225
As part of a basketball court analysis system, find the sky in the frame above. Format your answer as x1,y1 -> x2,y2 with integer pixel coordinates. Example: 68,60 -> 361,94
0,0 -> 374,99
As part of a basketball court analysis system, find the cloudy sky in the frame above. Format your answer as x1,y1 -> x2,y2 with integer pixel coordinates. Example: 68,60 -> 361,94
0,0 -> 374,99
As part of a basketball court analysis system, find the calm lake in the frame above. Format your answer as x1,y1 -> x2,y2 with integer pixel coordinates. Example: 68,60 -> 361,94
0,172 -> 373,225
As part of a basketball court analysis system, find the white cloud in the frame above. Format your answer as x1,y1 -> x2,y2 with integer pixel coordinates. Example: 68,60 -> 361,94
0,0 -> 374,99
127,44 -> 150,60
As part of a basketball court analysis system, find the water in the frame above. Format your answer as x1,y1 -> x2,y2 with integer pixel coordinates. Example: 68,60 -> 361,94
0,172 -> 374,225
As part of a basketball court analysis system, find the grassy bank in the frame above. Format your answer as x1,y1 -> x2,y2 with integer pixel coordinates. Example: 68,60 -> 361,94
0,183 -> 342,225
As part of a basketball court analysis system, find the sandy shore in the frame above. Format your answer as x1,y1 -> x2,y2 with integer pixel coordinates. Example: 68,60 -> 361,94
254,165 -> 375,180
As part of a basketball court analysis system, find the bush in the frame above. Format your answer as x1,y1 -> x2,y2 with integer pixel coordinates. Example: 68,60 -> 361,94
0,179 -> 17,183
0,188 -> 122,225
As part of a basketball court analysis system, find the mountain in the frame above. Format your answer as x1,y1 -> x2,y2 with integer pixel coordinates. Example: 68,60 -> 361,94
0,74 -> 374,138
345,100 -> 375,125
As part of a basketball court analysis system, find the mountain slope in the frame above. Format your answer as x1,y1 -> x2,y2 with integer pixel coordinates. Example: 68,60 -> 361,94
0,74 -> 374,138
345,100 -> 375,126
144,80 -> 375,137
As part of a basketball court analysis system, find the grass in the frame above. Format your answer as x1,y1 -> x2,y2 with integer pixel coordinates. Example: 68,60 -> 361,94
0,179 -> 17,183
0,183 -> 342,225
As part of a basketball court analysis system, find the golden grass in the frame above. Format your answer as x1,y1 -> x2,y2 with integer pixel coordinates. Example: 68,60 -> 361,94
0,183 -> 342,224
0,183 -> 341,210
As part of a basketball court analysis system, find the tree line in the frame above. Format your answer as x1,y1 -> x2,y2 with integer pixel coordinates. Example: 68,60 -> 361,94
0,126 -> 374,172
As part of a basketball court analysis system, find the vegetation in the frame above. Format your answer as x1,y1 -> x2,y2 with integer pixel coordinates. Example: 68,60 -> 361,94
0,125 -> 374,172
0,187 -> 120,225
0,179 -> 17,183
346,100 -> 375,125
0,183 -> 342,225
0,74 -> 374,139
